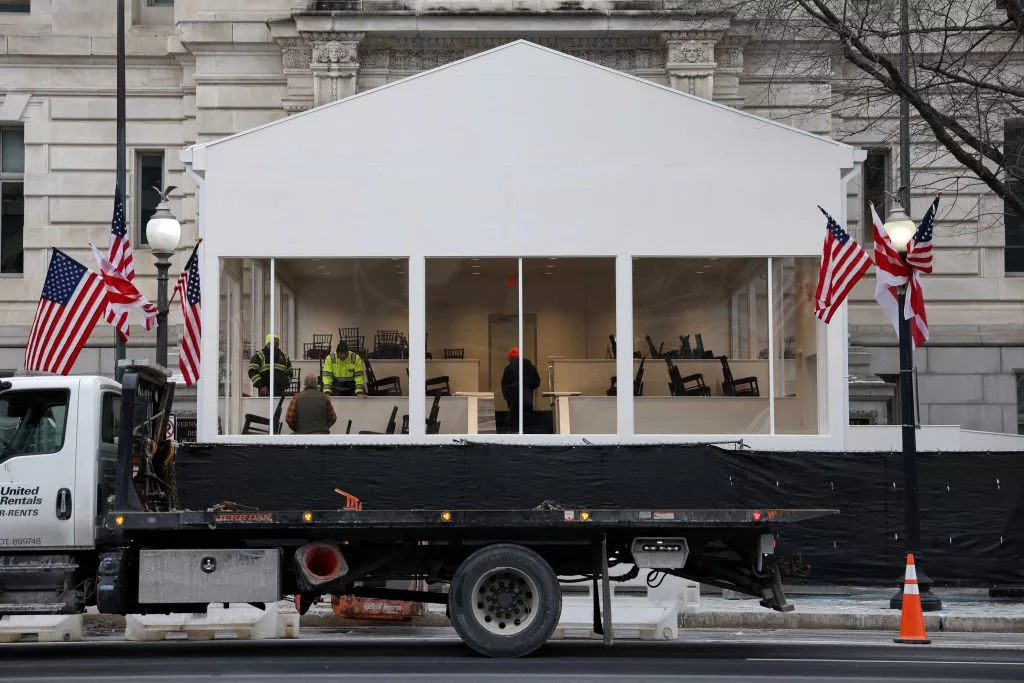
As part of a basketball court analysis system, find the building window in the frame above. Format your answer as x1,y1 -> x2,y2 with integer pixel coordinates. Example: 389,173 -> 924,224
863,148 -> 890,244
1,128 -> 24,275
1005,119 -> 1024,273
135,151 -> 164,246
148,0 -> 174,6
1016,372 -> 1024,435
0,1 -> 31,13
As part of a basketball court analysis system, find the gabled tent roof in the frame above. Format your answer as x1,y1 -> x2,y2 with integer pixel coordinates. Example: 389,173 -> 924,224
188,39 -> 860,259
188,39 -> 855,161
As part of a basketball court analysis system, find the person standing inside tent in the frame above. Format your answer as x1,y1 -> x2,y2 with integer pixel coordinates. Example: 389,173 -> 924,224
501,347 -> 541,433
286,374 -> 338,434
321,340 -> 367,397
248,334 -> 293,396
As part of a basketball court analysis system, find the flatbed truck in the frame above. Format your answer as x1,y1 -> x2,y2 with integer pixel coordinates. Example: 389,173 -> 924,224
0,362 -> 834,657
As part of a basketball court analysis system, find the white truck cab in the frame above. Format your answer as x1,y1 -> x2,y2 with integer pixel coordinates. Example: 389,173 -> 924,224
0,375 -> 120,614
0,375 -> 120,551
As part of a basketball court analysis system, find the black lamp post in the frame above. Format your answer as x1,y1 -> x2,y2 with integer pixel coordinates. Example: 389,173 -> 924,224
145,187 -> 181,369
114,0 -> 126,379
883,208 -> 942,612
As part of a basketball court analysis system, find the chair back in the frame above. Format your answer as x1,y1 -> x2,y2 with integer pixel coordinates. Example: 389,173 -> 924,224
679,335 -> 693,359
633,356 -> 646,396
385,405 -> 399,434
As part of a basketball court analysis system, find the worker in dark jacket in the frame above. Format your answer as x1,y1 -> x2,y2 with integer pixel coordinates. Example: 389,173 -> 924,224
501,347 -> 541,433
248,334 -> 293,396
285,374 -> 337,434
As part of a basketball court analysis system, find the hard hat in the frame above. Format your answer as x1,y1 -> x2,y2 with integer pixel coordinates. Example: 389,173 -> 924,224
507,347 -> 520,361
265,334 -> 281,345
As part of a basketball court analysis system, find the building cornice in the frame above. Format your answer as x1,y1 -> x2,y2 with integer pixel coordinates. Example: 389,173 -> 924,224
291,12 -> 732,35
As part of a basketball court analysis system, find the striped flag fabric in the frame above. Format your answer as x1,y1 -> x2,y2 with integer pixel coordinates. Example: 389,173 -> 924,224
871,203 -> 930,348
813,206 -> 872,323
906,196 -> 938,274
174,243 -> 201,386
90,244 -> 158,332
105,185 -> 135,342
24,250 -> 107,375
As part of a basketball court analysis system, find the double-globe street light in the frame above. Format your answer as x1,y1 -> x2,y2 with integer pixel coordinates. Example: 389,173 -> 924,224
882,207 -> 942,613
145,187 -> 182,370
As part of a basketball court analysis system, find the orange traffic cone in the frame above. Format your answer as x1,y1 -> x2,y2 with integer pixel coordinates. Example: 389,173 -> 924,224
894,553 -> 931,644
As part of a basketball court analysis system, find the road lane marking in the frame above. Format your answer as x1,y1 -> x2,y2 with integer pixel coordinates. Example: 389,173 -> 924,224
748,657 -> 1024,666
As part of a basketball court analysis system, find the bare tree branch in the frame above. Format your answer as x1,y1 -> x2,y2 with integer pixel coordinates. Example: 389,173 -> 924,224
918,60 -> 1024,100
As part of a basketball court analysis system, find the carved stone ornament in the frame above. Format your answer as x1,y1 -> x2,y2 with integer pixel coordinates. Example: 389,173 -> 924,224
278,38 -> 313,71
303,32 -> 366,106
714,36 -> 748,70
283,102 -> 312,116
667,40 -> 716,65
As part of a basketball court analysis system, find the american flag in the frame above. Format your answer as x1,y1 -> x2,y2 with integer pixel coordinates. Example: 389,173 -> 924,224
174,243 -> 202,386
814,206 -> 872,323
871,202 -> 932,348
906,196 -> 938,274
24,250 -> 107,375
90,244 -> 158,332
105,185 -> 135,342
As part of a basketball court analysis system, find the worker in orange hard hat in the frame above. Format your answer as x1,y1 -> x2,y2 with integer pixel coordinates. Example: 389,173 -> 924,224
501,347 -> 541,433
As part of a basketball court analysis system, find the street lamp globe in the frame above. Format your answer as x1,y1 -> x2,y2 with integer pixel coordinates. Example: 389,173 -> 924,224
883,208 -> 916,254
146,197 -> 181,254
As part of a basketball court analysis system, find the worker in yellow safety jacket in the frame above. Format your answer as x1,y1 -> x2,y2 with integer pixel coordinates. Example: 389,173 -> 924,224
248,334 -> 293,396
322,340 -> 367,397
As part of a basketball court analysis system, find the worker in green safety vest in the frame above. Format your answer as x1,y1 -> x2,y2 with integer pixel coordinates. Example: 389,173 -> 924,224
321,340 -> 367,397
248,334 -> 293,396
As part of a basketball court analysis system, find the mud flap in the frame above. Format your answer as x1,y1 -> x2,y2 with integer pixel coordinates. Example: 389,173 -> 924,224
759,561 -> 794,613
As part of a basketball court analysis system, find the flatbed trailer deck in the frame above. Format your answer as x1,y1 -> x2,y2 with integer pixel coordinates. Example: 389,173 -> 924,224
95,506 -> 835,656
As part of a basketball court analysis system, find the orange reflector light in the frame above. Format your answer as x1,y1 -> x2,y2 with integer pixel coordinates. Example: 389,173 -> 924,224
580,511 -> 590,521
114,515 -> 125,526
302,511 -> 313,522
441,511 -> 452,522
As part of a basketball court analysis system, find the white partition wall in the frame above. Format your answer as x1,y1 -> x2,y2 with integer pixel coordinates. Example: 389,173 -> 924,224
185,41 -> 861,450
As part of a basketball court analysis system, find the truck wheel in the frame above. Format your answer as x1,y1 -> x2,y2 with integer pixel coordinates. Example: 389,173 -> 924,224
448,543 -> 561,658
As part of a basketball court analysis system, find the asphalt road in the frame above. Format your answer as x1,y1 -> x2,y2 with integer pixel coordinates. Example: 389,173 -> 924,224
2,631 -> 1023,683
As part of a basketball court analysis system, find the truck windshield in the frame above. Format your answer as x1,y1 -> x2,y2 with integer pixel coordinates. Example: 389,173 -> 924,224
0,389 -> 70,460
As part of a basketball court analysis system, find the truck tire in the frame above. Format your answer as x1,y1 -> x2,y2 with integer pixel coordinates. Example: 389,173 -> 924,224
448,543 -> 561,658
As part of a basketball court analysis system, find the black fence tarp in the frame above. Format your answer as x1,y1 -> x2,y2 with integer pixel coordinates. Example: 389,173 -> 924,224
172,443 -> 1024,587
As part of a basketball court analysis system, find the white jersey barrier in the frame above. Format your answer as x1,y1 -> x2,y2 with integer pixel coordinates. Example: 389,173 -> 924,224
0,614 -> 84,643
125,601 -> 300,641
552,566 -> 699,641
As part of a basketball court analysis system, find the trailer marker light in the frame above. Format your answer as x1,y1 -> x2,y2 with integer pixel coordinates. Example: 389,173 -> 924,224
580,511 -> 590,521
303,512 -> 313,522
441,511 -> 452,522
114,515 -> 125,526
752,511 -> 763,522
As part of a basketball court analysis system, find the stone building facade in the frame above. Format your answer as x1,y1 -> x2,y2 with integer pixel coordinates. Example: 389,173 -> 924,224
0,0 -> 1021,434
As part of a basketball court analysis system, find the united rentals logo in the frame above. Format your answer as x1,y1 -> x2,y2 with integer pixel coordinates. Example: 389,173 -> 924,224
0,485 -> 43,506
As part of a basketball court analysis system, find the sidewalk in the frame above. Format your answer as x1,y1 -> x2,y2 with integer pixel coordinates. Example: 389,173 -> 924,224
296,588 -> 1024,634
681,589 -> 1024,633
78,588 -> 1024,636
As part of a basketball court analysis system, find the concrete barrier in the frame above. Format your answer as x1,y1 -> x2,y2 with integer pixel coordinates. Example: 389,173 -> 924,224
0,614 -> 83,643
125,601 -> 299,641
552,567 -> 699,641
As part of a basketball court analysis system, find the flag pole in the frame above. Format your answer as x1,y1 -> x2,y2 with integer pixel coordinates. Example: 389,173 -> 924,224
167,239 -> 202,309
114,0 -> 127,381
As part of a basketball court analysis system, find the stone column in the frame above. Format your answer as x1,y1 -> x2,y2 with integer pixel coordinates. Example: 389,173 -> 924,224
304,32 -> 364,106
277,37 -> 314,115
662,32 -> 721,99
713,35 -> 747,108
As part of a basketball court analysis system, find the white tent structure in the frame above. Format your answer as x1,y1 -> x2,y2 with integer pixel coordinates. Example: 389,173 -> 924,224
183,40 -> 864,449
